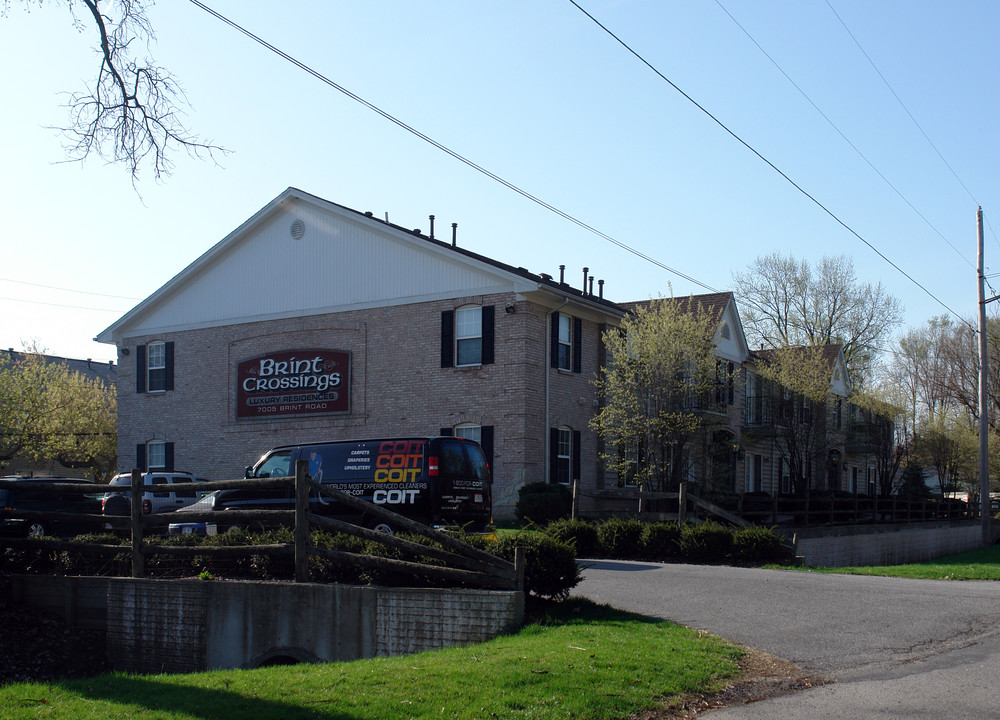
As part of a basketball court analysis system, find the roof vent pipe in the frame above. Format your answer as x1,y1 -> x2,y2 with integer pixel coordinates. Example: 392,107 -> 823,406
429,215 -> 435,240
452,223 -> 458,247
583,267 -> 589,294
598,279 -> 604,299
559,265 -> 566,284
589,277 -> 594,296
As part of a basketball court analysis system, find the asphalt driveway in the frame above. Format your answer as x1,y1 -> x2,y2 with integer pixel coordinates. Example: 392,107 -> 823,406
574,560 -> 1000,719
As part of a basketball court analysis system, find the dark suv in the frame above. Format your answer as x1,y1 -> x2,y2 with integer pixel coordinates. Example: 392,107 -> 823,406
0,476 -> 103,538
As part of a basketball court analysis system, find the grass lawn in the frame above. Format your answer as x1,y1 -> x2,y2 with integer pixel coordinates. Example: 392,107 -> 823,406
784,544 -> 1000,580
0,599 -> 743,720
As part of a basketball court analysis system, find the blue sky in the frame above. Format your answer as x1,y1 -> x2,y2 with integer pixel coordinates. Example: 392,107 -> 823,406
1,1 -> 997,364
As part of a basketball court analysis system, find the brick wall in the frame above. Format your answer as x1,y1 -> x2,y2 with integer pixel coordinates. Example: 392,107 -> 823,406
118,293 -> 608,519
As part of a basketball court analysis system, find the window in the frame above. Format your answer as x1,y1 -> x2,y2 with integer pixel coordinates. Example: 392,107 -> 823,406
780,458 -> 791,495
455,423 -> 481,444
455,307 -> 483,366
619,441 -> 640,487
558,315 -> 572,370
549,427 -> 581,485
136,341 -> 174,393
147,441 -> 166,470
555,429 -> 571,484
441,307 -> 494,368
746,453 -> 763,493
137,440 -> 174,472
550,312 -> 582,373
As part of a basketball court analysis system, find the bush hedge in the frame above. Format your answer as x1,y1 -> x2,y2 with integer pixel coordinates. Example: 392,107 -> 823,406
514,482 -> 572,525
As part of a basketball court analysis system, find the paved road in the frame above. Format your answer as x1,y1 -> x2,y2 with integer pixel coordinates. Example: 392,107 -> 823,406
574,560 -> 1000,719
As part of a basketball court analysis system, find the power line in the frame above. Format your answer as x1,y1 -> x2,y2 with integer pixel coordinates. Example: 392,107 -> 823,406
567,0 -> 967,324
0,277 -> 139,301
186,0 -> 719,294
0,296 -> 125,313
714,0 -> 974,272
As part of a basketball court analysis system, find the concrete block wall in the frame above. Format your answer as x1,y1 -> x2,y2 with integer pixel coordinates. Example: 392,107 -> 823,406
14,576 -> 525,674
793,523 -> 981,567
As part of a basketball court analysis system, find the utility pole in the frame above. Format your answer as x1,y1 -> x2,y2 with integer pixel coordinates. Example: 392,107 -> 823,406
977,207 -> 991,546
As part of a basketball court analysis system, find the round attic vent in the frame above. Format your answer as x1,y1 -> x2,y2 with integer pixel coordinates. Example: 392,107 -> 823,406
290,219 -> 306,240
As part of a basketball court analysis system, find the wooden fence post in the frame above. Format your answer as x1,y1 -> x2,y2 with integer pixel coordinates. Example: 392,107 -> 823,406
677,482 -> 687,525
130,468 -> 144,579
294,459 -> 309,583
514,546 -> 526,592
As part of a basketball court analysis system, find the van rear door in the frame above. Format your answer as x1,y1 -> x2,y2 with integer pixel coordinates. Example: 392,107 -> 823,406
433,438 -> 492,529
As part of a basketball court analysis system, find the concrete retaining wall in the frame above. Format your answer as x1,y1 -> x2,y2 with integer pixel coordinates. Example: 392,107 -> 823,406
12,576 -> 524,674
787,522 -> 982,567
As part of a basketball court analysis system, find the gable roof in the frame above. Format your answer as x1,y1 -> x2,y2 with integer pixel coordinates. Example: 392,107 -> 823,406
751,344 -> 851,396
96,187 -> 625,344
619,292 -> 751,363
0,350 -> 117,386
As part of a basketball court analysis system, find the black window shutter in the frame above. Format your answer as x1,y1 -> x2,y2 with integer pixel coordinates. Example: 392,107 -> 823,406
439,427 -> 453,436
572,430 -> 581,480
164,342 -> 175,391
480,426 -> 494,469
573,318 -> 582,373
549,427 -> 559,483
164,442 -> 175,472
136,345 -> 146,394
550,312 -> 560,369
441,310 -> 454,368
136,444 -> 147,472
481,305 -> 495,365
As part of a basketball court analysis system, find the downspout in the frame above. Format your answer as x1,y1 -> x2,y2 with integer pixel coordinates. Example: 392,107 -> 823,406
545,298 -> 571,483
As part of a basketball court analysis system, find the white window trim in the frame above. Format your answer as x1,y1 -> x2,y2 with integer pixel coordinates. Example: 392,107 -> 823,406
455,423 -> 482,444
147,440 -> 166,470
555,427 -> 571,485
557,314 -> 572,371
455,306 -> 483,367
147,341 -> 166,393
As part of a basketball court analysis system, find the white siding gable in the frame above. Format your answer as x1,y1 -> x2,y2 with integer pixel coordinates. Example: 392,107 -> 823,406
713,299 -> 750,363
830,349 -> 852,397
99,189 -> 535,341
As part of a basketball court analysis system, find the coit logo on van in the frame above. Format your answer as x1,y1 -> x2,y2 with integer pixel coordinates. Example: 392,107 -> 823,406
236,349 -> 351,419
374,440 -> 425,483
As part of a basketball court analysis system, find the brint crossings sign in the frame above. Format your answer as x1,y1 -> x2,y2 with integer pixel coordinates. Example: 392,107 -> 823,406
237,349 -> 350,419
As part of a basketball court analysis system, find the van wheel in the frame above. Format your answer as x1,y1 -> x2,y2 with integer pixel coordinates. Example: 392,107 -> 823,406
369,520 -> 394,536
26,522 -> 47,538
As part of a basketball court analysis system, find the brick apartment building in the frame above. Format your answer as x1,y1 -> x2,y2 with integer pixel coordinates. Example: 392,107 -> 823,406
97,187 -> 877,519
97,187 -> 630,518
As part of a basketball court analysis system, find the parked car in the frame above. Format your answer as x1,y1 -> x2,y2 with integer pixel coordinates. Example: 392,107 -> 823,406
0,476 -> 104,538
101,471 -> 210,533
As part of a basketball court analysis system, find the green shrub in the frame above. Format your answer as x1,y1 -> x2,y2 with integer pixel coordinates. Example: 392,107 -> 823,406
515,482 -> 572,526
544,518 -> 599,558
731,526 -> 789,564
679,521 -> 733,562
641,522 -> 681,560
483,532 -> 580,600
596,517 -> 645,559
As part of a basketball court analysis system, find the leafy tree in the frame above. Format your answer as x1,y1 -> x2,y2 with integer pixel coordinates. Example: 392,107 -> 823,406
911,412 -> 978,497
0,351 -> 117,480
732,253 -> 902,385
43,368 -> 118,481
0,353 -> 60,463
851,391 -> 908,497
591,297 -> 726,500
2,0 -> 226,180
750,345 -> 841,497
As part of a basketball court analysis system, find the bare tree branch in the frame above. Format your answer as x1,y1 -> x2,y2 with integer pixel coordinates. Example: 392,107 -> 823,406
5,0 -> 229,181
